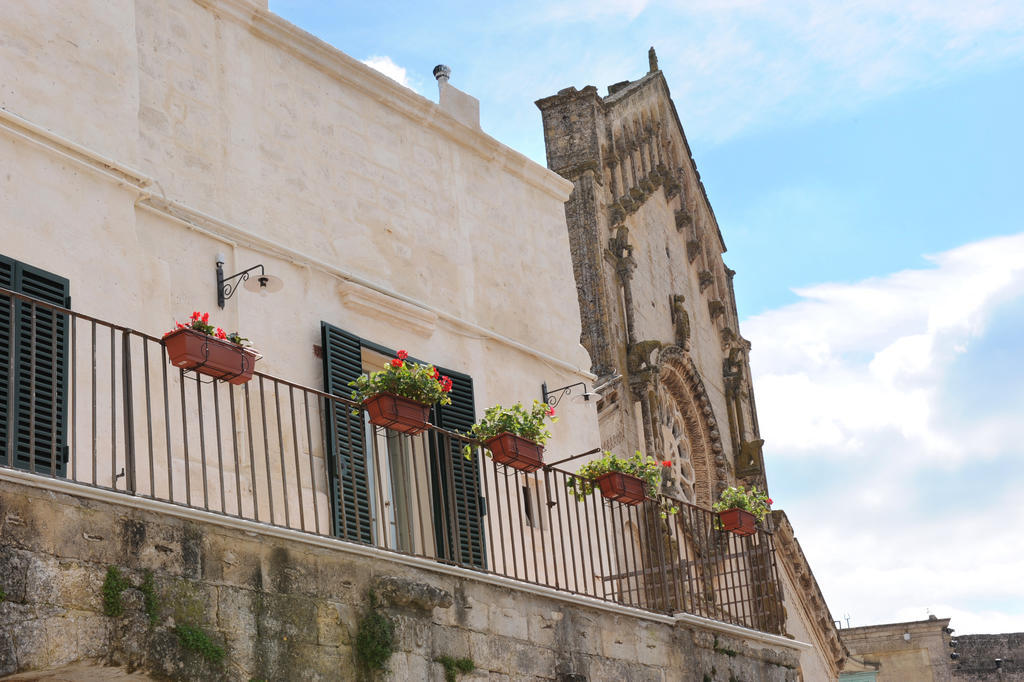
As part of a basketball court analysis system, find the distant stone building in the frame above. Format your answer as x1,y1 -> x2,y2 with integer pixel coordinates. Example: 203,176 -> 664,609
537,50 -> 846,678
840,617 -> 1024,682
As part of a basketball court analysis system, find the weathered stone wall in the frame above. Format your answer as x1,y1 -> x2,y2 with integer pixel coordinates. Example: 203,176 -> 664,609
840,617 -> 953,682
953,633 -> 1024,681
1,476 -> 804,681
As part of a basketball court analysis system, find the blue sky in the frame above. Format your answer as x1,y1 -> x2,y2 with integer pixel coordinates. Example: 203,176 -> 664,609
269,1 -> 1024,635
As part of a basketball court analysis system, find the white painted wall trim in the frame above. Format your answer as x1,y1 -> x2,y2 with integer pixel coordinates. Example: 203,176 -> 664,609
0,107 -> 595,383
2,467 -> 805,653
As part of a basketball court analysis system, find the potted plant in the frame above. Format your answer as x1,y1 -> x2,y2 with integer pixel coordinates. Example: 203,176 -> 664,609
462,400 -> 557,472
566,451 -> 677,515
348,350 -> 453,435
162,311 -> 258,385
711,485 -> 772,536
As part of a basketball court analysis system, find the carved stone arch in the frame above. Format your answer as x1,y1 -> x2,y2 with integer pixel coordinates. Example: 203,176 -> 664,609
653,345 -> 728,506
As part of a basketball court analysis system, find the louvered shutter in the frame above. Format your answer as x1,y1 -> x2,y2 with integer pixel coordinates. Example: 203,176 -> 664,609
0,255 -> 13,467
12,263 -> 70,475
433,368 -> 486,569
320,322 -> 373,543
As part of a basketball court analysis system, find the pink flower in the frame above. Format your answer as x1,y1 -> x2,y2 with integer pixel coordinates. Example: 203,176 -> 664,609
391,358 -> 403,368
396,349 -> 409,360
767,498 -> 773,506
548,406 -> 556,417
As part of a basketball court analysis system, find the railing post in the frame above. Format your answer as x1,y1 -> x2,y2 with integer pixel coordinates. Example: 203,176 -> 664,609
121,329 -> 136,493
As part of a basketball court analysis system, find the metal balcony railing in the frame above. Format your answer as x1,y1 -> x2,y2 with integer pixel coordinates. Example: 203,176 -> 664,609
0,287 -> 784,634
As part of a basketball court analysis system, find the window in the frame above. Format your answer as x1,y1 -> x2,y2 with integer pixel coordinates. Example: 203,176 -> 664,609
320,322 -> 485,568
0,254 -> 70,476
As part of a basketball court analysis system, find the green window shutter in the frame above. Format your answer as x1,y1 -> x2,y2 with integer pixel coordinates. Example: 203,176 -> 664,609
0,255 -> 13,467
433,367 -> 486,569
320,322 -> 373,543
0,257 -> 69,476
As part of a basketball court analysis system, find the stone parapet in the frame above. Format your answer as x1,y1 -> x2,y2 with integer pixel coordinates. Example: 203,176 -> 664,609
0,474 -> 805,680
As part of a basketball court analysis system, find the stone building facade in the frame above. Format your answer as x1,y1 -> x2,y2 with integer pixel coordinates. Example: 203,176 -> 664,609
537,49 -> 766,509
537,51 -> 845,678
2,1 -> 831,679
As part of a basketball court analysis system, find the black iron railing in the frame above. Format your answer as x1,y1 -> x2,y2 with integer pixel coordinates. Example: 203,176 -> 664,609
0,287 -> 784,633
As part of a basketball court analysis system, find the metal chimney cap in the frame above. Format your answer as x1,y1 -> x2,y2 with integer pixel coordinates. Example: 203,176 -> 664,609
433,64 -> 451,82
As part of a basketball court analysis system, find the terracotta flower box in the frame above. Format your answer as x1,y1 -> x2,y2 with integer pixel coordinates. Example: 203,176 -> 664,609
362,392 -> 431,435
163,327 -> 259,385
595,471 -> 646,505
484,432 -> 544,472
717,508 -> 757,536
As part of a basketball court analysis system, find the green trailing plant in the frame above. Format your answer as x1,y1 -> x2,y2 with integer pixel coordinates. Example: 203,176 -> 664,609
711,485 -> 772,523
435,656 -> 474,682
354,591 -> 396,673
349,349 -> 453,406
138,569 -> 160,625
164,311 -> 250,346
174,624 -> 226,664
565,451 -> 678,517
102,566 -> 131,618
462,400 -> 556,459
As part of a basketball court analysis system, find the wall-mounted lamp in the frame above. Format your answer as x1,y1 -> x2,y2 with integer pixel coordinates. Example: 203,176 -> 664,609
216,255 -> 283,308
542,381 -> 600,408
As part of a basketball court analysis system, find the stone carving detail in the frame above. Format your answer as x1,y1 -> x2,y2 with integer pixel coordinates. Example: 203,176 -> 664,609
736,438 -> 765,479
720,326 -> 736,346
698,270 -> 714,292
627,339 -> 662,375
708,300 -> 725,319
675,208 -> 692,232
671,295 -> 690,349
686,240 -> 700,263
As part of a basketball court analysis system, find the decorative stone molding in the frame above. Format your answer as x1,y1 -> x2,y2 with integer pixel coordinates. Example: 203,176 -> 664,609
772,510 -> 848,676
708,300 -> 725,319
686,239 -> 701,263
338,280 -> 438,336
698,270 -> 714,292
675,208 -> 693,231
736,439 -> 765,479
655,345 -> 729,504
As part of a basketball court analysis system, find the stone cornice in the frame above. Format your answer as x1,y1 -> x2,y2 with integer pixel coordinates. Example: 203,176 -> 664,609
772,510 -> 849,673
196,0 -> 574,202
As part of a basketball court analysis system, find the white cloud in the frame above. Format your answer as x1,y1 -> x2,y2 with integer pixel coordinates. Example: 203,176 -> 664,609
747,233 -> 1024,462
745,233 -> 1024,632
361,55 -> 418,92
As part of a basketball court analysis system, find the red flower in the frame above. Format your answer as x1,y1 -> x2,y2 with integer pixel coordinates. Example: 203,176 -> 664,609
391,358 -> 403,368
191,311 -> 201,321
216,328 -> 227,340
548,405 -> 556,417
201,312 -> 210,324
432,367 -> 440,380
441,376 -> 453,392
662,460 -> 672,467
176,322 -> 186,329
396,349 -> 408,360
767,498 -> 773,506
